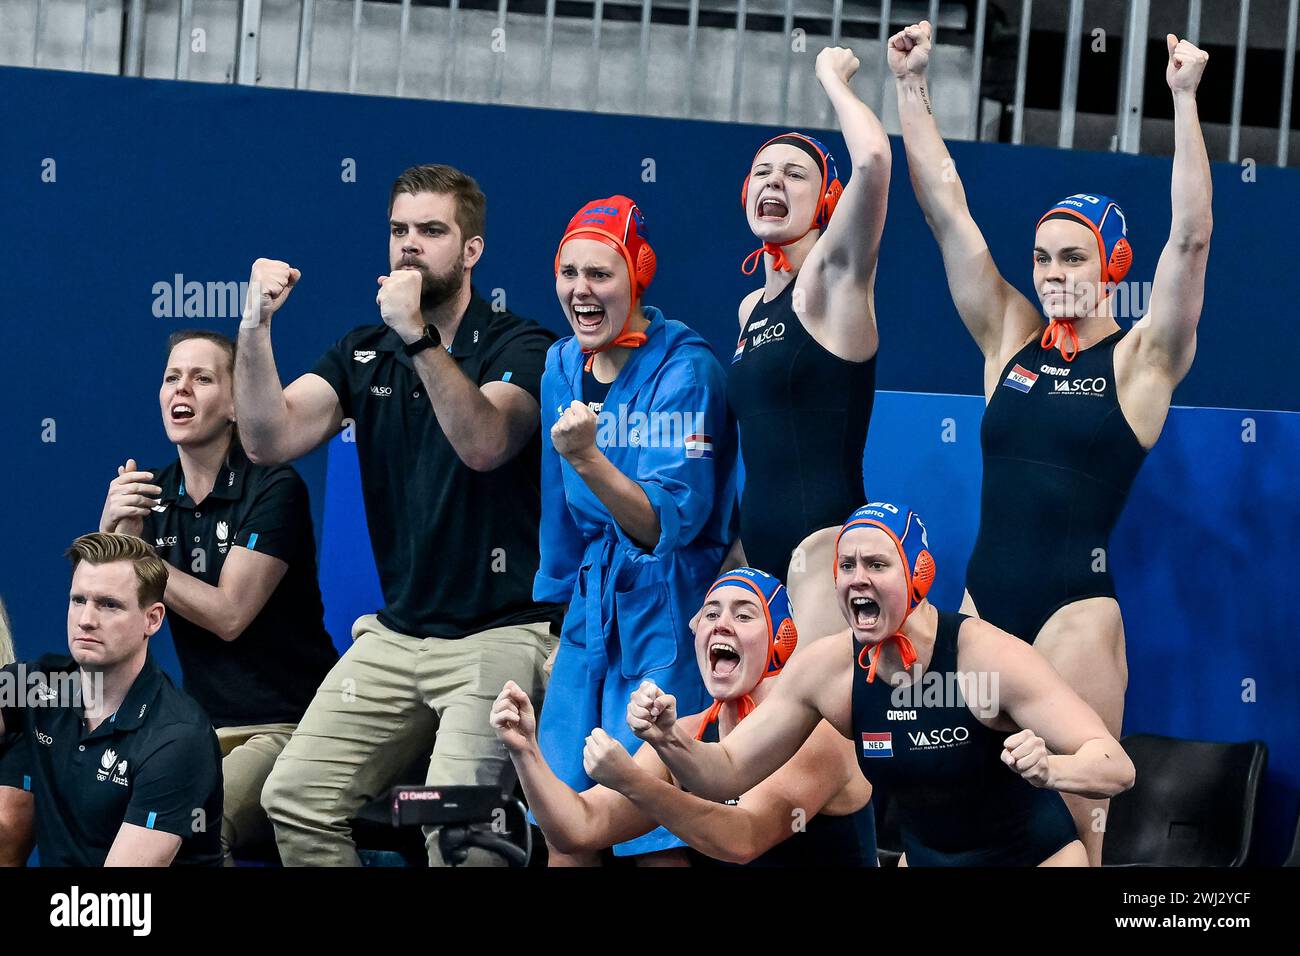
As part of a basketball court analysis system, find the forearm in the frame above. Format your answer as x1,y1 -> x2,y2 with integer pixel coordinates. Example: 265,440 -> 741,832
511,746 -> 613,854
160,563 -> 244,642
652,725 -> 751,802
823,77 -> 891,169
412,348 -> 514,471
1170,92 -> 1212,246
567,451 -> 660,551
1045,738 -> 1135,799
895,74 -> 970,233
618,771 -> 760,864
235,325 -> 294,464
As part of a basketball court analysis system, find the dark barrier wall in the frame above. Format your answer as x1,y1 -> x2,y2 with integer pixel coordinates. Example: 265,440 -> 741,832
1,67 -> 1295,862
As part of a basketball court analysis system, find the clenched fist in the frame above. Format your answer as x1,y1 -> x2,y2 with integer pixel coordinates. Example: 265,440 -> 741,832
550,400 -> 598,462
582,728 -> 639,790
1002,728 -> 1053,788
816,46 -> 860,87
375,270 -> 423,342
1166,35 -> 1209,95
244,258 -> 300,327
490,680 -> 538,754
99,459 -> 161,537
888,21 -> 932,80
627,680 -> 678,747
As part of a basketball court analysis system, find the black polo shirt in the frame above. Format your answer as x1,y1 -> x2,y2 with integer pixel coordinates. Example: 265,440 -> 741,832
0,655 -> 223,867
310,288 -> 563,638
0,729 -> 27,790
142,444 -> 338,728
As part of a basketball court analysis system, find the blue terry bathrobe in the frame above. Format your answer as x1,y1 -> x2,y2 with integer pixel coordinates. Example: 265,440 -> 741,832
534,307 -> 738,856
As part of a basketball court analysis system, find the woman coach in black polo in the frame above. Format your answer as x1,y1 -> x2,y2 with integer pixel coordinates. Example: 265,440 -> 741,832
98,330 -> 338,865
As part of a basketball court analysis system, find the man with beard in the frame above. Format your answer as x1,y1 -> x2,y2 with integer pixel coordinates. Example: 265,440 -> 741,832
237,165 -> 561,866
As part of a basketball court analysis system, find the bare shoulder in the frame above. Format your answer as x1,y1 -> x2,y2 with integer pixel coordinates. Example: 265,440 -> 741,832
738,288 -> 764,329
954,614 -> 1048,689
785,629 -> 854,734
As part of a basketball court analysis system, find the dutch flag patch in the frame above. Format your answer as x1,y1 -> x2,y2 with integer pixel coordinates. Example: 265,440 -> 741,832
861,732 -> 893,757
1002,364 -> 1039,394
685,434 -> 714,459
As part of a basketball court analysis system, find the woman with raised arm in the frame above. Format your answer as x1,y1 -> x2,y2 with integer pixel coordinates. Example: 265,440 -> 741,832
727,46 -> 891,642
889,20 -> 1211,863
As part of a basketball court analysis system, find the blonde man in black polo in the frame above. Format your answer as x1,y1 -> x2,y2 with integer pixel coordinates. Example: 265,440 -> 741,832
0,534 -> 222,866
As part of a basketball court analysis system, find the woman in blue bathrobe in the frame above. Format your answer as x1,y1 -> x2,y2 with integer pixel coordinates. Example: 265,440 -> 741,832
535,195 -> 738,865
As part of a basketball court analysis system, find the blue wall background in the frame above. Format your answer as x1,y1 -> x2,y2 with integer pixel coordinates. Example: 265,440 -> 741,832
0,67 -> 1295,863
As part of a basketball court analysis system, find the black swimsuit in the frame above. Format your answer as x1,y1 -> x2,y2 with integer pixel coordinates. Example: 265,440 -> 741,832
686,718 -> 878,867
966,329 -> 1147,643
726,277 -> 877,577
852,612 -> 1078,866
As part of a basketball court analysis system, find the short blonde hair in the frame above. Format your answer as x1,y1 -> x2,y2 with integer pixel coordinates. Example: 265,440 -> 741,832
66,533 -> 168,608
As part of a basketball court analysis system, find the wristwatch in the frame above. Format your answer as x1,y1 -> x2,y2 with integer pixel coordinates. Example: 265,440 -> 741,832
402,323 -> 441,357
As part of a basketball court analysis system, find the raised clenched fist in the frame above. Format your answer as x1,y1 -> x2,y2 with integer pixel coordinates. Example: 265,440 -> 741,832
550,400 -> 598,463
245,258 -> 300,327
490,680 -> 537,754
626,680 -> 678,747
1002,728 -> 1053,788
816,46 -> 860,87
1166,34 -> 1209,95
375,270 -> 424,342
888,21 -> 932,81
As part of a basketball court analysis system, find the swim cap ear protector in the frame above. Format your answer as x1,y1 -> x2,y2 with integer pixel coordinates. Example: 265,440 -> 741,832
834,503 -> 935,614
705,567 -> 798,676
835,502 -> 936,683
1035,194 -> 1132,362
1037,193 -> 1132,287
555,195 -> 656,370
741,133 -> 844,275
695,567 -> 798,738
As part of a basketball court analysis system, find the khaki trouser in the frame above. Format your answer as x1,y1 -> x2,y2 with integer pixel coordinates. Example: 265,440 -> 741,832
216,722 -> 298,867
261,614 -> 554,867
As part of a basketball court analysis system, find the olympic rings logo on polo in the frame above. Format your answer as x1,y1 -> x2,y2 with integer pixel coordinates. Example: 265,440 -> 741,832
907,726 -> 971,748
1052,377 -> 1107,396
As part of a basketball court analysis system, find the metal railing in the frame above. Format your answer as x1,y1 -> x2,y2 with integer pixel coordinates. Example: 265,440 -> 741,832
12,0 -> 1300,166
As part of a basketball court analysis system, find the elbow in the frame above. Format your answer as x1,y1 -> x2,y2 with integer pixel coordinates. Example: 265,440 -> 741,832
852,145 -> 892,178
463,436 -> 512,473
549,829 -> 595,857
1114,755 -> 1137,796
720,838 -> 763,866
214,613 -> 247,643
241,437 -> 283,467
1173,227 -> 1212,255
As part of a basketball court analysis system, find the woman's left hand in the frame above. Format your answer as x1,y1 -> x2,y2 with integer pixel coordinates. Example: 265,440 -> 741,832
583,728 -> 640,791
